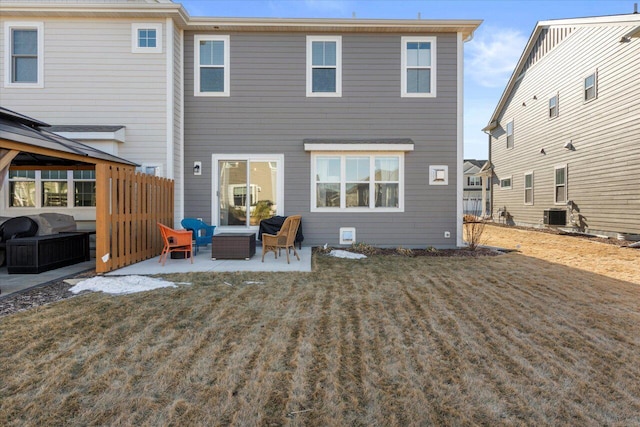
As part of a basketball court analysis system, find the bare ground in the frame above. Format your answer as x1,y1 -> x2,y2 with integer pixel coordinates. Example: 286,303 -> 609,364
0,225 -> 639,425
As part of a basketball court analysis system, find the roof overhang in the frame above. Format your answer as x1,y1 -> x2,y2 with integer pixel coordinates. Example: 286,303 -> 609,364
186,18 -> 482,39
304,138 -> 414,152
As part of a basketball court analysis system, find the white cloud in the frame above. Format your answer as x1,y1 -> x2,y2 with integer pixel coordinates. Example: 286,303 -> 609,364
466,26 -> 529,88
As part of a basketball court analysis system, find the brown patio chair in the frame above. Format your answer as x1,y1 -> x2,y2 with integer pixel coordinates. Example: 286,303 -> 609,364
157,222 -> 193,266
261,215 -> 301,263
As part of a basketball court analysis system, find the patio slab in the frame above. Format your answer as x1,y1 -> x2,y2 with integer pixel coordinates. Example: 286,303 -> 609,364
0,260 -> 95,298
105,245 -> 312,275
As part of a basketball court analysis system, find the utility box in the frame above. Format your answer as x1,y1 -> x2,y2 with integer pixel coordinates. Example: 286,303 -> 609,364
543,209 -> 566,226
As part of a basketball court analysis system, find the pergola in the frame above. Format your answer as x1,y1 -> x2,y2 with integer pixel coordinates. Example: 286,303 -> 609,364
0,107 -> 172,273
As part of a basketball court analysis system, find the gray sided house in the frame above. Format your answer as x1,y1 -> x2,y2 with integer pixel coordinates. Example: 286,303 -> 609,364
0,0 -> 481,248
484,13 -> 640,236
184,18 -> 481,248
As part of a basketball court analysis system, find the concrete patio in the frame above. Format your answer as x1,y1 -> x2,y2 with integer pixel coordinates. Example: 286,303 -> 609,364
0,260 -> 95,297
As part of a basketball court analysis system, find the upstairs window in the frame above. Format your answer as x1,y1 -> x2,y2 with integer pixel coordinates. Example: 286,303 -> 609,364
195,35 -> 230,97
500,177 -> 512,189
549,94 -> 558,118
4,22 -> 44,87
584,71 -> 597,102
131,23 -> 162,53
401,36 -> 436,97
467,176 -> 482,186
506,120 -> 514,149
307,36 -> 342,97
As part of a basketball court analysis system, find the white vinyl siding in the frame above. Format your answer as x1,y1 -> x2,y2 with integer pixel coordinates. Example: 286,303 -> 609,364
194,35 -> 230,97
311,153 -> 403,212
401,36 -> 436,97
4,21 -> 44,88
306,36 -> 342,97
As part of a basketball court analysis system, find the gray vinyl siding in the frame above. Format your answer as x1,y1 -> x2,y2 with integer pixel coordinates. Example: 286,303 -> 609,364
184,32 -> 461,247
491,24 -> 640,235
172,23 -> 184,220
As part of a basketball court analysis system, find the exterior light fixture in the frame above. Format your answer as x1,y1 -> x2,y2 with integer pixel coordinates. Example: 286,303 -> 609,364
540,148 -> 546,155
193,161 -> 202,175
564,141 -> 575,151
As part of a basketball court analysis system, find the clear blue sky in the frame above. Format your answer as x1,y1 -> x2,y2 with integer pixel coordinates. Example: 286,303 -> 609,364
180,0 -> 636,160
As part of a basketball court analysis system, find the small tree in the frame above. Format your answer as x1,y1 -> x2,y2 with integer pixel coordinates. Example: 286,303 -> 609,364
463,199 -> 486,250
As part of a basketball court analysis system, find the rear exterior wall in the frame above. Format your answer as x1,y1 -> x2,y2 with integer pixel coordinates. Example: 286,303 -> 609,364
183,31 -> 461,247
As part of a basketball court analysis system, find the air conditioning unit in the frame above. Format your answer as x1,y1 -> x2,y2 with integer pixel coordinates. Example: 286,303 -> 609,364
543,209 -> 566,226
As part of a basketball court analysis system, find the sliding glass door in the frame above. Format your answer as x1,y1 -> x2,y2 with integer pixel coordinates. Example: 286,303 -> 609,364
214,155 -> 283,229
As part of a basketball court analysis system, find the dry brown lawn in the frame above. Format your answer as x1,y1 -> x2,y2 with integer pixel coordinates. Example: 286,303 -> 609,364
1,225 -> 640,426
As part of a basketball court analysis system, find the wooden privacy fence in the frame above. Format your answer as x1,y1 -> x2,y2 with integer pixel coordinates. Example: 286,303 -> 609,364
95,164 -> 174,273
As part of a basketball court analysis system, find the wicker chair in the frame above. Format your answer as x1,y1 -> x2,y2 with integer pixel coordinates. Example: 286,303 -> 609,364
157,223 -> 193,266
261,215 -> 301,263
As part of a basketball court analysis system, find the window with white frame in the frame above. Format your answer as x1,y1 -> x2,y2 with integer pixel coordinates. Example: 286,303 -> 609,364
401,36 -> 436,97
4,22 -> 44,88
584,71 -> 597,102
524,172 -> 533,205
312,153 -> 403,211
500,176 -> 512,189
554,165 -> 567,204
549,94 -> 558,118
307,36 -> 342,97
195,35 -> 230,97
506,120 -> 514,149
131,23 -> 162,54
467,176 -> 482,186
8,169 -> 96,208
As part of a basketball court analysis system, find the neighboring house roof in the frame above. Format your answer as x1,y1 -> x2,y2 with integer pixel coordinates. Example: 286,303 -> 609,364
483,13 -> 640,131
0,107 -> 137,167
464,159 -> 486,169
0,1 -> 481,38
48,125 -> 125,133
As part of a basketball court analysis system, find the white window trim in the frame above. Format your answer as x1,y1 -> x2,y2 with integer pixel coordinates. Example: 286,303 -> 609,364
401,36 -> 437,98
524,171 -> 534,205
4,21 -> 44,88
7,169 -> 96,210
310,151 -> 404,212
306,35 -> 342,97
548,92 -> 559,119
506,119 -> 514,149
194,34 -> 230,97
131,23 -> 163,54
499,176 -> 512,190
211,154 -> 284,231
583,69 -> 598,103
554,164 -> 567,205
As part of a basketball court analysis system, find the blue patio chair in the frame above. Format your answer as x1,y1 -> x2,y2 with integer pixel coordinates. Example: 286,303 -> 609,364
180,218 -> 216,255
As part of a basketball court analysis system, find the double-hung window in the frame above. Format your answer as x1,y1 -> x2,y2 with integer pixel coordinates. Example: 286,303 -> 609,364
506,120 -> 514,149
313,153 -> 403,211
401,36 -> 436,97
73,170 -> 96,207
306,36 -> 342,97
4,22 -> 44,88
584,71 -> 597,102
524,172 -> 534,205
554,165 -> 567,204
195,35 -> 230,96
8,170 -> 36,207
549,94 -> 558,118
131,23 -> 162,53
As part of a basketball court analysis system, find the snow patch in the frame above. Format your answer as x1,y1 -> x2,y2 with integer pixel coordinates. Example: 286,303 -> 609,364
69,275 -> 179,295
328,250 -> 367,259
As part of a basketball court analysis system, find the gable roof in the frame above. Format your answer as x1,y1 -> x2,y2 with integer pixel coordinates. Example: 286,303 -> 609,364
483,13 -> 640,131
0,107 -> 137,167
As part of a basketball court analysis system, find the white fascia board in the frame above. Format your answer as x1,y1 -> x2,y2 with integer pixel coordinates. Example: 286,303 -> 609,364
53,129 -> 125,142
304,143 -> 414,152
